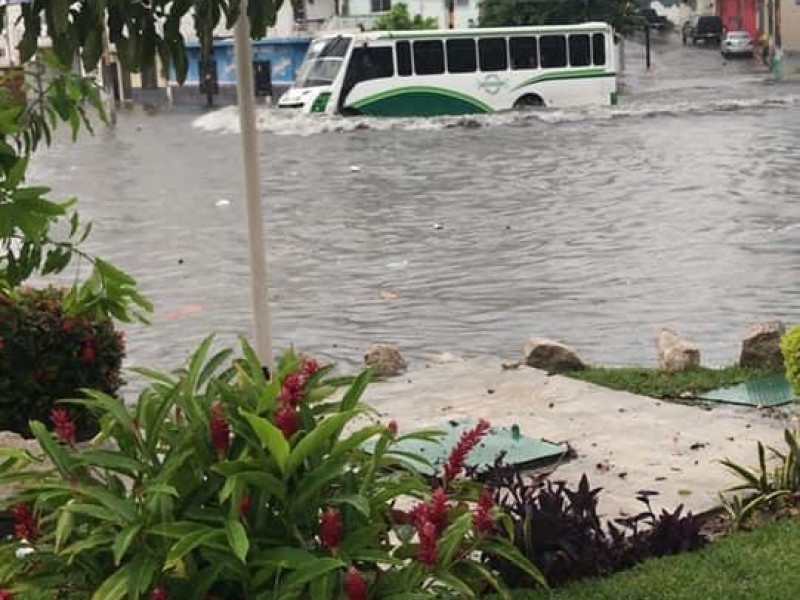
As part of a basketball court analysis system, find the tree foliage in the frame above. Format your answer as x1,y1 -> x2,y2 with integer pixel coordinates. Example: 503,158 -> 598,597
374,3 -> 438,30
17,0 -> 286,86
0,54 -> 152,323
478,0 -> 642,36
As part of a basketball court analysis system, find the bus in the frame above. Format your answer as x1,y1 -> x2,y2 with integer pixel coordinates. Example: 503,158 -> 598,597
277,22 -> 617,117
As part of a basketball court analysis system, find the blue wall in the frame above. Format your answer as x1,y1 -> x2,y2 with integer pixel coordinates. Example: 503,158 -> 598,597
180,38 -> 311,86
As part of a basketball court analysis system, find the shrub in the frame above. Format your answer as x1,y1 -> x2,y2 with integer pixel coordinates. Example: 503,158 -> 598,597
0,338 -> 543,599
781,325 -> 800,396
0,286 -> 125,439
475,462 -> 706,588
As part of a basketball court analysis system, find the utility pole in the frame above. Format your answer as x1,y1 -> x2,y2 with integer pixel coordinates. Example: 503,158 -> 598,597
234,0 -> 274,367
644,24 -> 651,70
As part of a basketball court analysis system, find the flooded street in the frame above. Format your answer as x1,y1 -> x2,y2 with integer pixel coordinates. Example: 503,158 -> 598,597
31,33 -> 800,377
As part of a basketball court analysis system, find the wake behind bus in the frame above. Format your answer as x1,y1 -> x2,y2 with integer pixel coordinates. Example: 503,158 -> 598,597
278,22 -> 617,117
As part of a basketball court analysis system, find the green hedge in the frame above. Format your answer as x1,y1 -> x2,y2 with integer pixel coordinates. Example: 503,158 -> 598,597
0,286 -> 125,439
781,325 -> 800,396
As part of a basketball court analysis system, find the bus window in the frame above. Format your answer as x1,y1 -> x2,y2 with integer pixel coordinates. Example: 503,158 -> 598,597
509,36 -> 537,69
592,33 -> 606,66
347,47 -> 394,84
478,38 -> 507,71
569,35 -> 591,67
446,38 -> 477,73
539,35 -> 567,68
397,41 -> 413,76
413,40 -> 445,75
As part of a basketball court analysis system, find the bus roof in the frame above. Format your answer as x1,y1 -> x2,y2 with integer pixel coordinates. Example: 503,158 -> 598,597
316,22 -> 612,41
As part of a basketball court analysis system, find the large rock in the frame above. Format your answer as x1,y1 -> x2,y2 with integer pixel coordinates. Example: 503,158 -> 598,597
364,345 -> 406,377
0,431 -> 43,502
523,337 -> 585,373
657,328 -> 700,372
740,321 -> 786,371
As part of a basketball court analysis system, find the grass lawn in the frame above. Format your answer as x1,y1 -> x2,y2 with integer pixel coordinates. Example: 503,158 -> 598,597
565,365 -> 773,399
500,517 -> 800,599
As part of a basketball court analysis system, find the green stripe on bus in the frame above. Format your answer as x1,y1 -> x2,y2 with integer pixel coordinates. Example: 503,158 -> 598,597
351,86 -> 493,116
511,69 -> 616,91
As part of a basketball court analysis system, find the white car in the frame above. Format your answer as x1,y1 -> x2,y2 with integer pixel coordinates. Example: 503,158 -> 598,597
721,31 -> 754,57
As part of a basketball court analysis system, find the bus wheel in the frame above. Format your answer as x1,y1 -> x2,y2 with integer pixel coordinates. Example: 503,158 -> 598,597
514,94 -> 545,110
340,107 -> 362,117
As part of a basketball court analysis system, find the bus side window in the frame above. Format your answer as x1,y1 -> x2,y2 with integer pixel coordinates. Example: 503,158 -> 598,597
509,36 -> 537,69
348,46 -> 394,83
568,34 -> 591,67
446,38 -> 477,73
478,38 -> 508,71
413,40 -> 445,75
592,33 -> 606,66
539,35 -> 567,68
396,41 -> 413,76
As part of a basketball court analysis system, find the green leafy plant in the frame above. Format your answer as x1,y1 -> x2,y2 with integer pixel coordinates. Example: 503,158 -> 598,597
0,286 -> 125,440
719,428 -> 800,529
0,338 -> 543,599
374,4 -> 438,30
781,325 -> 800,396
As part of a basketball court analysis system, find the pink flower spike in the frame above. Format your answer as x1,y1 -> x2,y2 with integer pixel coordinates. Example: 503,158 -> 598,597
472,488 -> 495,534
49,407 -> 76,444
344,566 -> 368,600
319,508 -> 343,550
442,419 -> 491,486
209,402 -> 230,457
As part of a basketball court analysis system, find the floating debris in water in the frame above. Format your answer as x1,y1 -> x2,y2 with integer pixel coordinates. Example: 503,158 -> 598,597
215,199 -> 231,207
433,223 -> 444,230
350,165 -> 360,172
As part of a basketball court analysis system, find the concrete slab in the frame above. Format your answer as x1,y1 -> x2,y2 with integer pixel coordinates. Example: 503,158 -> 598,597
358,357 -> 792,518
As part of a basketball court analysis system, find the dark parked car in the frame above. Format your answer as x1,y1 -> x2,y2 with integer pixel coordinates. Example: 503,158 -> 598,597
682,15 -> 723,45
639,8 -> 669,30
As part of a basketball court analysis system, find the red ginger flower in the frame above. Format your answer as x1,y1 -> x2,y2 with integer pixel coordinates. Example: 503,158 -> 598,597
149,586 -> 168,600
425,488 -> 449,536
0,589 -> 13,600
472,488 -> 495,534
302,357 -> 320,375
239,493 -> 251,515
344,566 -> 368,600
282,372 -> 306,394
319,508 -> 343,550
209,402 -> 230,457
387,420 -> 398,436
50,408 -> 76,444
442,419 -> 491,486
279,386 -> 299,407
417,520 -> 438,568
10,504 -> 37,542
80,344 -> 96,364
275,404 -> 300,440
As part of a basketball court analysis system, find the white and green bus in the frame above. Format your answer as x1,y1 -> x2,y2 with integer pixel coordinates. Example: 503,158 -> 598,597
277,22 -> 617,117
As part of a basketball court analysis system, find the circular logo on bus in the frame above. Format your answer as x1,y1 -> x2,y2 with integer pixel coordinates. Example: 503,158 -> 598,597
478,74 -> 508,95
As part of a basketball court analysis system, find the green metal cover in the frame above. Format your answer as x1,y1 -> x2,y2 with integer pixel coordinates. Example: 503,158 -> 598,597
366,420 -> 566,476
698,373 -> 798,408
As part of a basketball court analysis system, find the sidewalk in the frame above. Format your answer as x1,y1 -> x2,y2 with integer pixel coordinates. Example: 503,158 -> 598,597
359,357 -> 790,518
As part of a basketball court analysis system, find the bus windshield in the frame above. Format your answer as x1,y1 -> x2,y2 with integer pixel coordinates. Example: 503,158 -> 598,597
295,36 -> 351,88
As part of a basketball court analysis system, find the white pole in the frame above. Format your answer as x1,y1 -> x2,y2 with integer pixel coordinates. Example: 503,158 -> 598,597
234,0 -> 274,367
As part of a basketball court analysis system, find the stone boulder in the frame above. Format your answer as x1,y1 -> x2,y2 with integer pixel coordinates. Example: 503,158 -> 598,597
522,337 -> 585,373
740,321 -> 786,371
0,431 -> 43,502
364,344 -> 406,377
657,327 -> 700,372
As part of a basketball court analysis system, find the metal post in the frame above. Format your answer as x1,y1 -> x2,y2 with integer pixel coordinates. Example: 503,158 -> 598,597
644,25 -> 651,70
234,1 -> 274,367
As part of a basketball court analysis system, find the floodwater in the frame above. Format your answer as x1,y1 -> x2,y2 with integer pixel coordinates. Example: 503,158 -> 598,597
30,34 -> 800,379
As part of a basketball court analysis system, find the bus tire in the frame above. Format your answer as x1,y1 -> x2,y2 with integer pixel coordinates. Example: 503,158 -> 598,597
514,94 -> 545,110
340,107 -> 362,117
